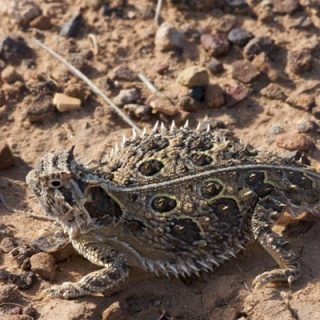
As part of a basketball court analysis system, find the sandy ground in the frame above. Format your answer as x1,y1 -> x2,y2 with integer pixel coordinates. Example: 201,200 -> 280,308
1,0 -> 320,319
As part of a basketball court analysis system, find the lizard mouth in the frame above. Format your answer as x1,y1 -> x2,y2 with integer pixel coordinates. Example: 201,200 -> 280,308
83,185 -> 123,226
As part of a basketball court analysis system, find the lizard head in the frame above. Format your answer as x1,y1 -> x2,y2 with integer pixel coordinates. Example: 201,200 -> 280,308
26,147 -> 123,236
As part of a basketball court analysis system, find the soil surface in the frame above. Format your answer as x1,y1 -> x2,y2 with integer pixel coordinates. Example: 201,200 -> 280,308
1,0 -> 320,319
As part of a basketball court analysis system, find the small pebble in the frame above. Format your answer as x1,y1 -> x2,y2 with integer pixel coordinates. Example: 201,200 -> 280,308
0,237 -> 16,253
216,15 -> 237,33
148,95 -> 178,116
155,23 -> 185,52
124,104 -> 152,121
115,88 -> 140,106
200,33 -> 231,58
205,84 -> 225,108
272,0 -> 300,13
0,36 -> 34,64
102,302 -> 129,320
297,119 -> 314,133
225,83 -> 249,104
244,36 -> 276,60
23,305 -> 39,319
1,66 -> 22,84
29,15 -> 52,30
0,142 -> 14,171
53,93 -> 81,112
30,252 -> 56,281
110,66 -> 137,82
10,0 -> 42,27
287,49 -> 313,74
287,93 -> 315,111
270,125 -> 285,135
60,14 -> 84,38
276,132 -> 314,151
178,95 -> 203,112
232,60 -> 260,83
252,53 -> 280,81
261,83 -> 287,100
226,0 -> 249,9
208,58 -> 224,74
0,284 -> 21,303
228,27 -> 253,47
25,95 -> 54,124
177,66 -> 209,87
64,82 -> 90,103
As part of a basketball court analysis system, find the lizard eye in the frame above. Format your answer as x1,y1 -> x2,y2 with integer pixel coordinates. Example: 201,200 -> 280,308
49,179 -> 62,188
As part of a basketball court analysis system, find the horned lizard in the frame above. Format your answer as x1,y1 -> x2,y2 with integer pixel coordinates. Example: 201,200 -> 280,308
26,121 -> 320,299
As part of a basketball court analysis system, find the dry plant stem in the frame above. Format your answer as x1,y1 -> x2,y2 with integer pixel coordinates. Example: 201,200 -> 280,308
138,73 -> 159,94
32,38 -> 141,133
88,33 -> 99,55
154,0 -> 163,26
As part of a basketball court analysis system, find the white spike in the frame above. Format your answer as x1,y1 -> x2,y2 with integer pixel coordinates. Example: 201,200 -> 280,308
184,119 -> 189,128
198,260 -> 212,271
227,250 -> 237,258
238,244 -> 245,250
160,122 -> 166,132
170,120 -> 176,132
141,127 -> 147,136
110,148 -> 114,157
196,121 -> 201,131
151,120 -> 159,133
194,270 -> 200,277
180,264 -> 190,276
122,135 -> 127,146
206,123 -> 210,132
114,142 -> 119,153
147,262 -> 155,273
132,128 -> 137,139
209,257 -> 219,266
168,264 -> 178,275
188,262 -> 199,272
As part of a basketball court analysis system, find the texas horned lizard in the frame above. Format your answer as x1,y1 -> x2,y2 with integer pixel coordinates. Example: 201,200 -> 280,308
26,122 -> 320,299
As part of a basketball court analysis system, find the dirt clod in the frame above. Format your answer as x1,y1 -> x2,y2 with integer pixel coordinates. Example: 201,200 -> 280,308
201,33 -> 231,58
232,60 -> 260,83
177,66 -> 209,87
30,252 -> 56,281
276,132 -> 314,151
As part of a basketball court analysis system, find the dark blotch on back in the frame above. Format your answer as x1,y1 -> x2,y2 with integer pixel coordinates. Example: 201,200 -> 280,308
190,153 -> 213,166
245,171 -> 265,185
139,159 -> 164,176
286,171 -> 313,189
152,196 -> 177,213
190,136 -> 213,151
201,180 -> 223,198
169,218 -> 201,244
245,171 -> 274,197
209,198 -> 240,216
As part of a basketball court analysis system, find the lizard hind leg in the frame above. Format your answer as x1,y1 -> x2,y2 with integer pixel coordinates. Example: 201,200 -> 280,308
251,199 -> 300,289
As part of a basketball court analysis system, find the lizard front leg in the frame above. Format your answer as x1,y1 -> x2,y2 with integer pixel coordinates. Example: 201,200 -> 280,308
44,236 -> 128,299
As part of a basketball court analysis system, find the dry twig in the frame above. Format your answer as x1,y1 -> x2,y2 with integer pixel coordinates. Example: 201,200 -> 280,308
32,38 -> 141,133
154,0 -> 164,26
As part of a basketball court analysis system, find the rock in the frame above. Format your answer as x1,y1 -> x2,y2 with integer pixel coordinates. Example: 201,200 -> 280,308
288,49 -> 313,74
178,95 -> 203,112
102,302 -> 130,320
227,27 -> 253,47
208,58 -> 224,74
261,83 -> 287,100
155,23 -> 185,52
0,237 -> 16,253
270,125 -> 285,135
30,252 -> 56,281
29,15 -> 52,30
188,86 -> 205,102
232,60 -> 260,83
10,0 -> 42,27
272,0 -> 300,13
226,0 -> 249,9
177,66 -> 209,87
0,142 -> 14,171
0,37 -> 33,64
25,95 -> 55,124
115,88 -> 140,106
216,15 -> 237,33
276,132 -> 314,151
297,119 -> 315,133
60,14 -> 84,38
200,33 -> 231,58
252,53 -> 280,81
23,306 -> 39,319
149,95 -> 178,116
11,271 -> 34,289
64,83 -> 91,103
287,92 -> 315,111
225,83 -> 249,104
68,52 -> 92,73
1,66 -> 22,84
204,84 -> 225,108
123,104 -> 152,121
110,66 -> 137,82
244,36 -> 276,60
53,93 -> 81,112
0,284 -> 21,303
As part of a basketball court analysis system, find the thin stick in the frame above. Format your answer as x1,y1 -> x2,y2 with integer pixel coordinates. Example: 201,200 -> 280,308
137,73 -> 159,94
154,0 -> 163,26
32,38 -> 141,133
88,33 -> 98,55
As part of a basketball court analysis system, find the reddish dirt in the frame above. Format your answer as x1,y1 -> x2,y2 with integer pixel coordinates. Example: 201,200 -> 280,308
1,1 -> 320,319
